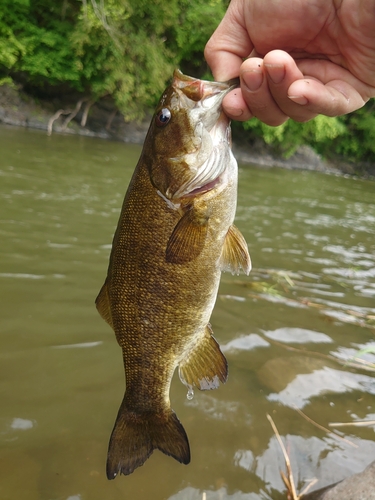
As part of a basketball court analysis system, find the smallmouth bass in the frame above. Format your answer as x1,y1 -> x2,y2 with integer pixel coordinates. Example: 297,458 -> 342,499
96,70 -> 251,479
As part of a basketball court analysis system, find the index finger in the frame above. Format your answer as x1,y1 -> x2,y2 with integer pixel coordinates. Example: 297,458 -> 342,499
204,8 -> 254,82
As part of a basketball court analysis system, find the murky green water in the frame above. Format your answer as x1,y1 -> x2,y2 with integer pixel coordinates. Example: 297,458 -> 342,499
1,124 -> 374,500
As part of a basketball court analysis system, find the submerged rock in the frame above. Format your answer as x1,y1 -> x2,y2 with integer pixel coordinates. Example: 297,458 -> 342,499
256,355 -> 327,393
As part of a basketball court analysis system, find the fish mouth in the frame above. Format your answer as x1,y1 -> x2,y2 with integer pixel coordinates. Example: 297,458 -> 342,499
173,69 -> 239,102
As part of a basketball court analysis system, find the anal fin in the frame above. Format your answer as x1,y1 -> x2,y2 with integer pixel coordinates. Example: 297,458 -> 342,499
178,325 -> 228,391
220,224 -> 251,275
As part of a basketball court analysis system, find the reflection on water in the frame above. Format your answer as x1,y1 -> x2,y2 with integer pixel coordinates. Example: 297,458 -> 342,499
267,366 -> 375,408
0,125 -> 374,499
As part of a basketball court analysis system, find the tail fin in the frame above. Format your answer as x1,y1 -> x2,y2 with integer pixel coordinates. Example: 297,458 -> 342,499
106,401 -> 190,479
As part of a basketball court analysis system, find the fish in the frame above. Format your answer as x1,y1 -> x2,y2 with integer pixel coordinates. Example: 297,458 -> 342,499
96,69 -> 251,479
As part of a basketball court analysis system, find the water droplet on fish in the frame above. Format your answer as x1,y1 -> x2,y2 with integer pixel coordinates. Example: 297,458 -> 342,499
186,388 -> 194,400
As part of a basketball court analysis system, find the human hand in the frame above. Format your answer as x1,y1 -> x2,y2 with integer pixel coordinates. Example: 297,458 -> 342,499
205,0 -> 375,125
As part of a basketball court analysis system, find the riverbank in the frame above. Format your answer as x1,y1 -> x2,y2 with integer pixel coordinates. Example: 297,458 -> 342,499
1,83 -> 373,178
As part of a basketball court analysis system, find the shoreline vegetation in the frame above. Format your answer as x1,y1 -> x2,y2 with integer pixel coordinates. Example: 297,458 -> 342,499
1,81 -> 374,179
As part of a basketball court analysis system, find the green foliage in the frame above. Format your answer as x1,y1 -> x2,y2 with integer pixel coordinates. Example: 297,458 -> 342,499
70,0 -> 180,119
0,76 -> 16,88
0,0 -> 82,86
0,0 -> 228,120
332,101 -> 375,161
0,1 -> 28,68
241,100 -> 375,162
170,0 -> 226,65
243,114 -> 347,158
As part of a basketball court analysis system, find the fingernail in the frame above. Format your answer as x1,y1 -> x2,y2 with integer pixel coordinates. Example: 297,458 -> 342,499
264,64 -> 285,84
241,70 -> 263,92
225,107 -> 244,117
288,95 -> 309,105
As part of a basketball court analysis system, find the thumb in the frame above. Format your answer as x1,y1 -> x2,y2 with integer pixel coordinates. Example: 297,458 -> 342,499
204,8 -> 253,82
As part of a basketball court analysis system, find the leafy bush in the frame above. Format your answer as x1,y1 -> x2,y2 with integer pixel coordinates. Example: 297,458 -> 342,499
332,101 -> 375,161
0,0 -> 227,120
242,114 -> 347,158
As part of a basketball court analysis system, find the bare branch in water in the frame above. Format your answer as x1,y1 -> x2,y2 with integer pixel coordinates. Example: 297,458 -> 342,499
81,99 -> 95,127
62,99 -> 86,130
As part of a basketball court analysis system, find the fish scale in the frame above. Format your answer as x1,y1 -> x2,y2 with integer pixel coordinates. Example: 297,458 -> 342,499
96,70 -> 251,478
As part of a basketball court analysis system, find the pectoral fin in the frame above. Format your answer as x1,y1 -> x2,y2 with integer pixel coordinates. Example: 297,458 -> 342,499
220,224 -> 251,275
95,281 -> 114,328
178,325 -> 228,391
166,206 -> 209,264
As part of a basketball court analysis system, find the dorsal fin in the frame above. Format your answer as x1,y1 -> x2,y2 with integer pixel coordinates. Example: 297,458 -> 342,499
95,282 -> 114,328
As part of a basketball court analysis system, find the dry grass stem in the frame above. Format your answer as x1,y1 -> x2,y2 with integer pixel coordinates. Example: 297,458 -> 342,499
293,406 -> 358,448
329,420 -> 375,428
267,414 -> 321,499
299,478 -> 319,497
267,413 -> 298,500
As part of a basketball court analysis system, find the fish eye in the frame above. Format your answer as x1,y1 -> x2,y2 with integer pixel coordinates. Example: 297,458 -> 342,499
156,108 -> 171,127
